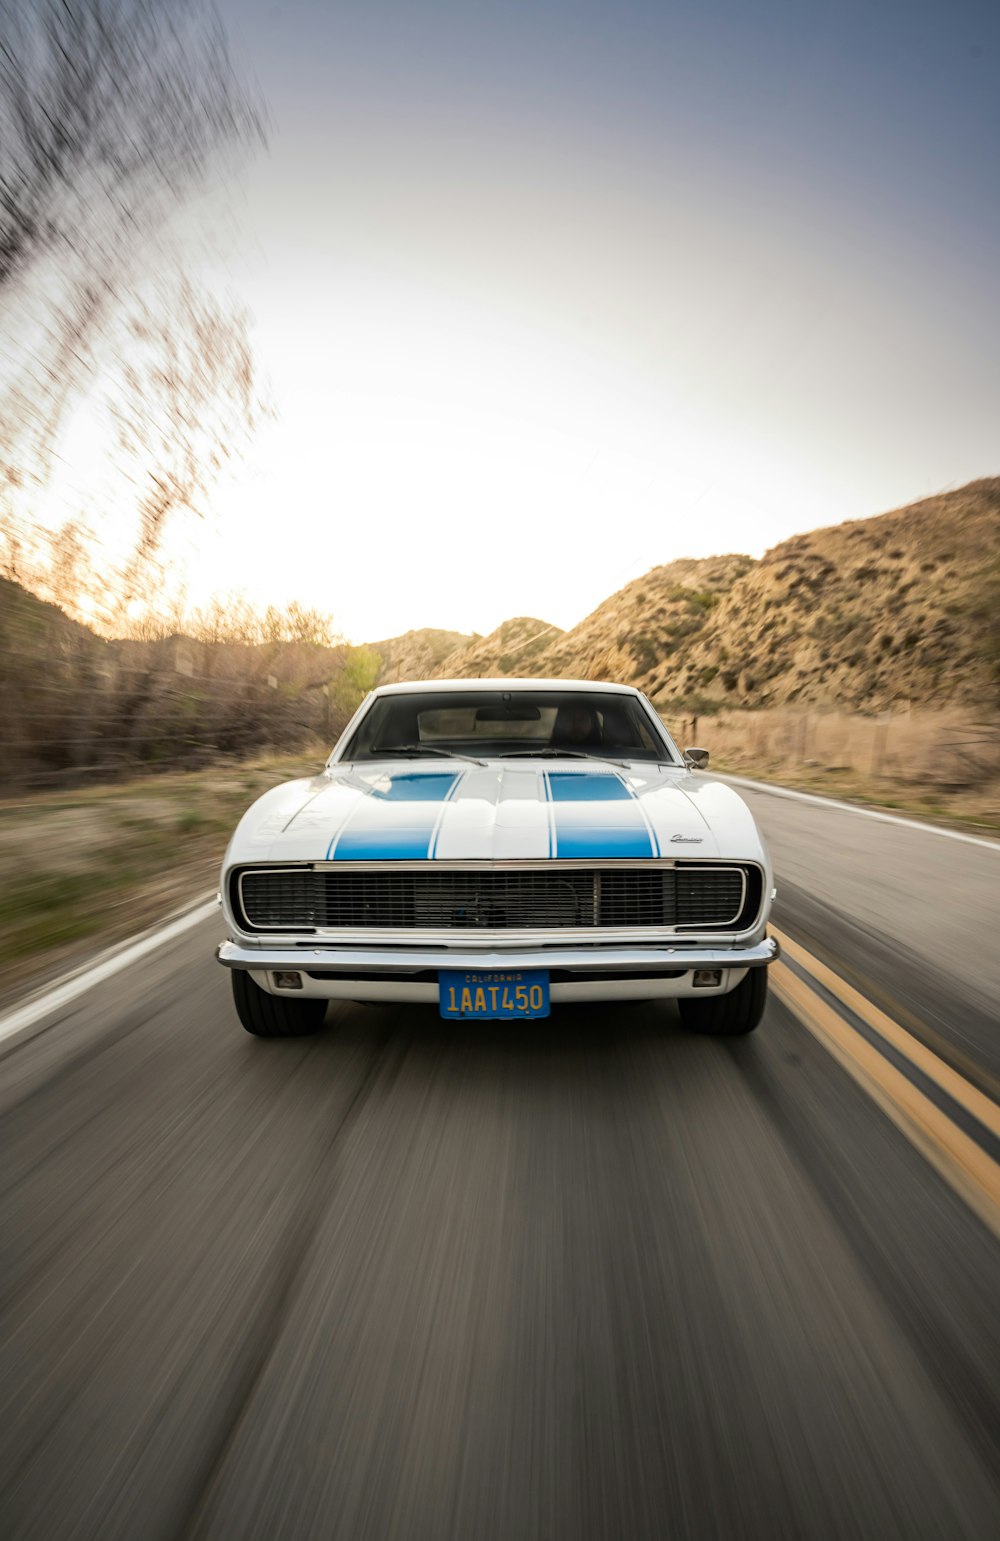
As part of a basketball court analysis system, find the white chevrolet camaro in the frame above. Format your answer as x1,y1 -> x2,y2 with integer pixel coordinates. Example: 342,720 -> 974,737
217,679 -> 777,1036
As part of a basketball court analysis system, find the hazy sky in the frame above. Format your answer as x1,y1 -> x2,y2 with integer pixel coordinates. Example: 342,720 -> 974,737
187,0 -> 999,641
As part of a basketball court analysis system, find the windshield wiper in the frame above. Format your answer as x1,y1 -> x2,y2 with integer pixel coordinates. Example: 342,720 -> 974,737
377,744 -> 488,767
497,748 -> 630,768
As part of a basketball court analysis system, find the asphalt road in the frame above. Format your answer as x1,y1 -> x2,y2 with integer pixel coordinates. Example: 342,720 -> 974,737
2,788 -> 999,1540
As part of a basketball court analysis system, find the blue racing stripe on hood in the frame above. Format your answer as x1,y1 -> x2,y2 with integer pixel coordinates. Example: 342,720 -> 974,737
551,823 -> 655,859
370,772 -> 460,802
327,771 -> 461,860
547,770 -> 656,859
547,773 -> 632,802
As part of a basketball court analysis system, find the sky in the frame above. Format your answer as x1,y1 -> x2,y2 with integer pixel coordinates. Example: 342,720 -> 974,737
128,0 -> 1000,639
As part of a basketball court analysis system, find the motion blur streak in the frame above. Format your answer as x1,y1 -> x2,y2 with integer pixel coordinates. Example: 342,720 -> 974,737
773,927 -> 1000,1139
1,791 -> 999,1539
0,898 -> 217,1051
772,959 -> 1000,1242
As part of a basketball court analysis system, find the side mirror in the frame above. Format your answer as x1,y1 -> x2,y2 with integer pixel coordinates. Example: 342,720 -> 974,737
684,747 -> 709,769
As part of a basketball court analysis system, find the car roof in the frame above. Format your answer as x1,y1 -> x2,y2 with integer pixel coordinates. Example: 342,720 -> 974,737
372,678 -> 644,697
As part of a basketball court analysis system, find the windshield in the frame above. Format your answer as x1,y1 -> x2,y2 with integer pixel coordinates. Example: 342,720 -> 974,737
339,689 -> 677,763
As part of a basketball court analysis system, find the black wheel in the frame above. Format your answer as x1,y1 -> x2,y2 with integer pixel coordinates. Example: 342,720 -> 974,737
678,966 -> 768,1036
231,969 -> 327,1038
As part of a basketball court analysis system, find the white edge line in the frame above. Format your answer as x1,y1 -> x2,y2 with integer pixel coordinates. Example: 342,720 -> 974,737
716,772 -> 1000,854
0,895 -> 218,1052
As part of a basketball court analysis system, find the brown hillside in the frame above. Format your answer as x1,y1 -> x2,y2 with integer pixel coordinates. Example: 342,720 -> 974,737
0,574 -> 104,656
419,479 -> 999,710
530,555 -> 755,686
368,627 -> 473,684
641,479 -> 1000,709
0,579 -> 354,786
434,617 -> 563,678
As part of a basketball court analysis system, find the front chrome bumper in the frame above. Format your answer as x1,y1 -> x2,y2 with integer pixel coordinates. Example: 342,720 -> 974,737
217,936 -> 779,973
217,935 -> 779,1003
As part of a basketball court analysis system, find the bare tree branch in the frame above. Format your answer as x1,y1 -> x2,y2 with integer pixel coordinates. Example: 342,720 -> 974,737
106,274 -> 268,604
0,0 -> 263,288
0,0 -> 265,523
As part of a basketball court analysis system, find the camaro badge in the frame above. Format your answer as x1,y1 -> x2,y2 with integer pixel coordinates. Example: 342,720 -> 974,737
670,833 -> 703,843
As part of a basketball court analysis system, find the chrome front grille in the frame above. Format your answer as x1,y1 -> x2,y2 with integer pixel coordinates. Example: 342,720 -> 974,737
235,864 -> 756,933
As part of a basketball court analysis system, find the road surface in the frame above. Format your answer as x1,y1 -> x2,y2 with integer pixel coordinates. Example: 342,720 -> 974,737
2,786 -> 999,1539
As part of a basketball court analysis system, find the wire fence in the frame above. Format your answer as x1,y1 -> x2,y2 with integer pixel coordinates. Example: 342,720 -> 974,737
673,705 -> 1000,803
0,582 -> 353,791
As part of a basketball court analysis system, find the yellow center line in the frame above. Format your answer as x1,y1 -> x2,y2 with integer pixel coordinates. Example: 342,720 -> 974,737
771,925 -> 1000,1145
771,960 -> 1000,1242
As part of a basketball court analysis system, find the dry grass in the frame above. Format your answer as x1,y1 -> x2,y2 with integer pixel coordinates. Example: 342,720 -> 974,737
0,748 -> 326,995
665,707 -> 1000,832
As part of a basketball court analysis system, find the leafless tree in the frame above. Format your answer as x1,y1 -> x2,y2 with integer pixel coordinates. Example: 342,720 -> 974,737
0,0 -> 264,540
0,0 -> 262,290
103,275 -> 268,605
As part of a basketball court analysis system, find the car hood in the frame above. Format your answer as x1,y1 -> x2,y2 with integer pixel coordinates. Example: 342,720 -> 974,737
228,761 -> 764,865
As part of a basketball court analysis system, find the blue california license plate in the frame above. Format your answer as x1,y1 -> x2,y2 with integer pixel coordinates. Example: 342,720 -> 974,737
439,968 -> 550,1020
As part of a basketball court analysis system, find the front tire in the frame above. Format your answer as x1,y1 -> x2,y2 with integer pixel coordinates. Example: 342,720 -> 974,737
678,967 -> 768,1036
231,970 -> 327,1038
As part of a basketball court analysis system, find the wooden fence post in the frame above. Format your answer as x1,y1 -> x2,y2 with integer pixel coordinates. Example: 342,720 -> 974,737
871,715 -> 889,778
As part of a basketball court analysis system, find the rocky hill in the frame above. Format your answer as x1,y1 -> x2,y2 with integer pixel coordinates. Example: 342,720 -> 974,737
433,616 -> 564,679
521,557 -> 753,689
368,627 -> 473,684
423,480 -> 1000,710
640,479 -> 1000,709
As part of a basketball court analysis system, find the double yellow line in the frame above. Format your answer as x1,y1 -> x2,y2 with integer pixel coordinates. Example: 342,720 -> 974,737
770,926 -> 1000,1241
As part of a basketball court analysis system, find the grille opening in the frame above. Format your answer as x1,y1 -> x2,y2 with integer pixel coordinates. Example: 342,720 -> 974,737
235,864 -> 761,935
